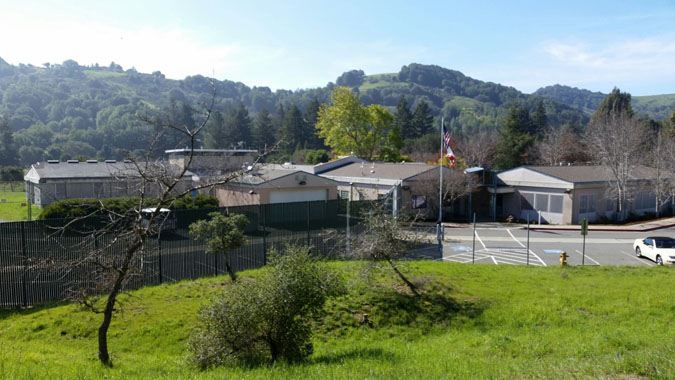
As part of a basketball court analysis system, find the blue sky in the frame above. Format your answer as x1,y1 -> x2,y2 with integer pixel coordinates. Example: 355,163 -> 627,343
1,0 -> 674,95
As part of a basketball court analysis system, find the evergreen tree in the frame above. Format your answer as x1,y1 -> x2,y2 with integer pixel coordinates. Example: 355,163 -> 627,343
0,116 -> 19,166
532,100 -> 548,136
224,102 -> 252,149
273,103 -> 286,142
412,100 -> 434,137
251,107 -> 275,150
203,110 -> 227,149
280,104 -> 306,153
394,96 -> 414,139
590,87 -> 633,126
304,98 -> 324,150
494,103 -> 535,170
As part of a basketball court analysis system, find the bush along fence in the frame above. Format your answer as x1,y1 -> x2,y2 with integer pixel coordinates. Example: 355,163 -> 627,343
0,199 -> 373,308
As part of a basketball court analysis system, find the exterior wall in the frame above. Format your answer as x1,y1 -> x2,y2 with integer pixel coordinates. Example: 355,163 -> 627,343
30,178 -> 193,207
215,186 -> 261,207
503,187 -> 571,224
216,184 -> 337,207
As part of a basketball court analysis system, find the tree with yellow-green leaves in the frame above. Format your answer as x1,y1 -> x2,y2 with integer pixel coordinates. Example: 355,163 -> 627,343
316,87 -> 402,161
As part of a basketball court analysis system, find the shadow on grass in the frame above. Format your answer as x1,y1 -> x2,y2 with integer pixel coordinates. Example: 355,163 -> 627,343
0,300 -> 71,320
321,281 -> 487,337
310,347 -> 395,365
367,287 -> 485,328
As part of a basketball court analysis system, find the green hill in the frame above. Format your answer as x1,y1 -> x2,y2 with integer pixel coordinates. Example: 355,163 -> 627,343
0,60 -> 589,166
534,84 -> 675,120
1,261 -> 673,379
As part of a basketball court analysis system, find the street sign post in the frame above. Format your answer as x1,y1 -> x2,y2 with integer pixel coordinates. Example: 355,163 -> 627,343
580,218 -> 588,265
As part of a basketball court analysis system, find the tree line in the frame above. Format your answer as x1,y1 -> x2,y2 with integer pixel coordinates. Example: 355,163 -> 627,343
0,58 -> 592,166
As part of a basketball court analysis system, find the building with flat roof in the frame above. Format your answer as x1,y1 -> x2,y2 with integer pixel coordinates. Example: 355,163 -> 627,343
24,160 -> 195,207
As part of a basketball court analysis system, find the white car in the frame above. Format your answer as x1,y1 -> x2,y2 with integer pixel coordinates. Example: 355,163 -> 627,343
633,236 -> 675,266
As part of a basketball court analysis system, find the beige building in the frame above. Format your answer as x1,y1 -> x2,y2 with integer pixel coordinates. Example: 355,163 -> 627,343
215,165 -> 338,207
317,161 -> 452,217
496,165 -> 673,224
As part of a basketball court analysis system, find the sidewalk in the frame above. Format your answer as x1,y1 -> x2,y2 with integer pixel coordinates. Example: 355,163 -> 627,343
442,216 -> 675,232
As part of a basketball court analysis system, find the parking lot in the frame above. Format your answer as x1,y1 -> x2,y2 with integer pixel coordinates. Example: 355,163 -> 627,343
442,225 -> 675,267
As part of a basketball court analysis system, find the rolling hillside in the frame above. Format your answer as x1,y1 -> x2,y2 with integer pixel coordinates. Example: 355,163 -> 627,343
534,84 -> 675,120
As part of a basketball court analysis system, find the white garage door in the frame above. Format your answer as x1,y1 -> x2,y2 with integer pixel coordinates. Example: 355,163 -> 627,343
270,189 -> 327,204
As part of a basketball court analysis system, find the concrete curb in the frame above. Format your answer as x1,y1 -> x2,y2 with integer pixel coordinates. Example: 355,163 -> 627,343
441,221 -> 675,232
526,222 -> 675,233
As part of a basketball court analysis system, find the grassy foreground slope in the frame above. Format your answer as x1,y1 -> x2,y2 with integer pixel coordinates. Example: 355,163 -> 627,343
1,262 -> 673,379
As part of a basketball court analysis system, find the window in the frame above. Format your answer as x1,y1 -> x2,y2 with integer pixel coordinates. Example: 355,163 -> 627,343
338,190 -> 350,200
535,194 -> 549,212
412,195 -> 427,209
580,195 -> 596,214
521,193 -> 534,210
606,198 -> 616,213
634,191 -> 655,210
549,195 -> 563,213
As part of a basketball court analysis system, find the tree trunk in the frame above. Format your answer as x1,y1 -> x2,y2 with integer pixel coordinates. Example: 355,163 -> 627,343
387,258 -> 419,297
98,238 -> 144,366
225,257 -> 236,282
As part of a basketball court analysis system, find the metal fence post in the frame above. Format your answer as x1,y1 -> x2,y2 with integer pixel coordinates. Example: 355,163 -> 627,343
307,201 -> 311,247
261,204 -> 267,265
20,222 -> 28,307
157,236 -> 163,284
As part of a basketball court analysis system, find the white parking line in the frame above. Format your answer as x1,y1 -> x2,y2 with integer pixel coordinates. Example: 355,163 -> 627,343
491,256 -> 498,265
506,229 -> 547,266
474,229 -> 487,249
620,250 -> 654,267
574,250 -> 601,266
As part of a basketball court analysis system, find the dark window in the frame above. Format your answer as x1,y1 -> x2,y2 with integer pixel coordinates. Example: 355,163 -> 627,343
654,238 -> 675,248
412,195 -> 427,209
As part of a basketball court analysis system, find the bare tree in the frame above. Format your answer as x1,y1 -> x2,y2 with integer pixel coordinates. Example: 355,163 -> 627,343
55,91 -> 270,366
456,130 -> 497,169
587,113 -> 648,220
347,202 -> 428,296
645,126 -> 675,217
411,169 -> 478,219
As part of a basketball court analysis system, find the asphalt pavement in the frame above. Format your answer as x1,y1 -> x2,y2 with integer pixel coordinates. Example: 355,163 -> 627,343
441,220 -> 675,267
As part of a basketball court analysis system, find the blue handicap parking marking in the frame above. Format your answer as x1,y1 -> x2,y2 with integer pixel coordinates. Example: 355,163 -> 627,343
451,245 -> 472,252
542,249 -> 564,254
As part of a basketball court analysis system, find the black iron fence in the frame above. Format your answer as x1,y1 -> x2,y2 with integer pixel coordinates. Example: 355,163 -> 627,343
0,199 -> 374,308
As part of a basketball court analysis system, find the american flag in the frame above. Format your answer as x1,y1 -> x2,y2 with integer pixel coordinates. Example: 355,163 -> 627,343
442,125 -> 456,167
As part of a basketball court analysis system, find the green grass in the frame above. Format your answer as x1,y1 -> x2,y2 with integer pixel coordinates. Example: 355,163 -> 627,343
0,189 -> 41,221
1,262 -> 673,379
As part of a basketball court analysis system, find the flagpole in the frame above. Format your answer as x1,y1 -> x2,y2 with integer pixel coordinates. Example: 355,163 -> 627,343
439,117 -> 444,224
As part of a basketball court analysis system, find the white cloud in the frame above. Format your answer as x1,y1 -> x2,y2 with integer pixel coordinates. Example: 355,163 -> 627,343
541,36 -> 675,88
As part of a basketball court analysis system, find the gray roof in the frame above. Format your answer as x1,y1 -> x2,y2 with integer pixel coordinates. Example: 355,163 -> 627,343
320,162 -> 437,181
26,161 -> 194,181
524,165 -> 667,183
231,165 -> 336,186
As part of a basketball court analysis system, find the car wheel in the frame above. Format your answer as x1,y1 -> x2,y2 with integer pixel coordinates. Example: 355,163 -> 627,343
635,247 -> 641,257
656,255 -> 663,266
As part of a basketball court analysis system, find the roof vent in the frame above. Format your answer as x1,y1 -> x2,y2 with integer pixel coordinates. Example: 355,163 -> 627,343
105,160 -> 117,163
67,160 -> 79,164
47,160 -> 59,164
87,160 -> 98,163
